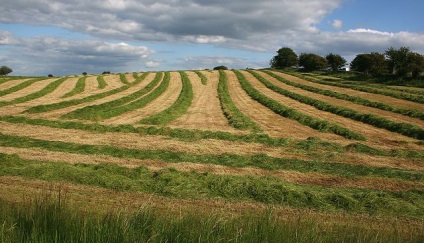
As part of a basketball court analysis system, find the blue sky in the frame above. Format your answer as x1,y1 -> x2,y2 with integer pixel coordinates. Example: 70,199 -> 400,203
0,0 -> 423,76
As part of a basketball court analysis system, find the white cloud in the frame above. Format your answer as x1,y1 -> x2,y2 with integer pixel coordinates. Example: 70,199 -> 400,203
331,19 -> 343,29
145,60 -> 161,68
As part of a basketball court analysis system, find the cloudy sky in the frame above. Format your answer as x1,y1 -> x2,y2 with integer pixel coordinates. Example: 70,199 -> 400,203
0,0 -> 423,76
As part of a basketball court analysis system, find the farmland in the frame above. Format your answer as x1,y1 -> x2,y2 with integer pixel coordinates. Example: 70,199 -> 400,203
0,70 -> 423,242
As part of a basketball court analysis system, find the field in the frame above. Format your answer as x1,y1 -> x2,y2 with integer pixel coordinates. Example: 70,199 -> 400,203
0,70 -> 423,242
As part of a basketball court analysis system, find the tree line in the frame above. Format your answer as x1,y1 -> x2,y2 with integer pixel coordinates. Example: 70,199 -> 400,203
270,47 -> 424,78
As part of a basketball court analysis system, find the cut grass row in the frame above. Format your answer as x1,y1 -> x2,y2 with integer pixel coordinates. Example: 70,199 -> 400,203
3,115 -> 423,159
62,76 -> 87,98
0,132 -> 421,182
250,71 -> 424,140
218,70 -> 261,132
2,194 -> 421,243
235,70 -> 365,140
140,71 -> 193,125
0,77 -> 48,97
263,70 -> 424,120
25,73 -> 149,114
0,153 -> 423,218
287,71 -> 424,104
0,77 -> 69,107
97,75 -> 107,89
194,70 -> 207,85
62,72 -> 162,121
119,73 -> 130,84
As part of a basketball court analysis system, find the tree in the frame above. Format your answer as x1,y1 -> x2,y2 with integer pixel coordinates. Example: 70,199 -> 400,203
325,53 -> 346,72
0,66 -> 13,75
407,52 -> 424,78
270,47 -> 298,69
298,53 -> 327,71
82,72 -> 87,76
213,65 -> 228,70
385,47 -> 411,76
350,52 -> 386,76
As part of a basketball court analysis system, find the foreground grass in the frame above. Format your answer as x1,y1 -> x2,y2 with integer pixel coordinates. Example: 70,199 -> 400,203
2,193 -> 422,243
0,153 -> 423,219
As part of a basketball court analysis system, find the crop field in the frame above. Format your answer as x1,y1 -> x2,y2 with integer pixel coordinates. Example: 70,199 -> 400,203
0,70 -> 423,242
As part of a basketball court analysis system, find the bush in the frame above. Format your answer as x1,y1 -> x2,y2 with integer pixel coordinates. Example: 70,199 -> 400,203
213,65 -> 228,70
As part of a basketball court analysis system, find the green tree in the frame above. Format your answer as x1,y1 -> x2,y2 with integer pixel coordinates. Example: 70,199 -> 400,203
325,53 -> 347,72
385,47 -> 411,76
213,65 -> 228,70
0,66 -> 13,75
407,52 -> 424,78
298,53 -> 327,71
350,53 -> 386,76
270,47 -> 298,69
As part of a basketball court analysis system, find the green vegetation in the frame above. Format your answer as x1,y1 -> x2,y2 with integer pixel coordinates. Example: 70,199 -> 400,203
2,193 -> 421,243
0,77 -> 68,107
97,75 -> 107,89
288,71 -> 424,104
217,70 -> 261,132
62,76 -> 87,98
63,72 -> 162,121
25,73 -> 149,114
264,70 -> 424,120
236,70 -> 365,140
0,77 -> 48,97
0,133 -> 421,182
194,70 -> 207,85
0,153 -> 423,218
140,71 -> 193,125
119,73 -> 130,84
250,70 -> 424,140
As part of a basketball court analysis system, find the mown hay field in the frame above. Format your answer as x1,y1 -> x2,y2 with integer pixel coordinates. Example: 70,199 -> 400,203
0,70 -> 423,242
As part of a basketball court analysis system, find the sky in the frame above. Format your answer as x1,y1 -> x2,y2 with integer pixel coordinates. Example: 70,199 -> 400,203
0,0 -> 423,76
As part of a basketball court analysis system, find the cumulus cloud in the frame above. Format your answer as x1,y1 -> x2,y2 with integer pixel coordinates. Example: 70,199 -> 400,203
0,33 -> 154,75
145,60 -> 161,68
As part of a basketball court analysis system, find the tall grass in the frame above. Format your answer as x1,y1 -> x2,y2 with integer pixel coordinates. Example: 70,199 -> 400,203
62,76 -> 87,98
139,71 -> 193,125
0,77 -> 68,107
263,70 -> 424,120
250,71 -> 424,140
217,70 -> 262,132
2,194 -> 421,242
235,70 -> 365,140
25,73 -> 149,114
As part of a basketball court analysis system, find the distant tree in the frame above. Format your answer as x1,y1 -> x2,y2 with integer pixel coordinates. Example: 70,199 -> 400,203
0,66 -> 13,75
82,72 -> 88,76
325,53 -> 347,72
385,47 -> 411,76
48,74 -> 54,77
102,71 -> 111,74
407,52 -> 424,78
298,53 -> 327,71
213,65 -> 228,70
270,47 -> 298,69
350,52 -> 386,76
